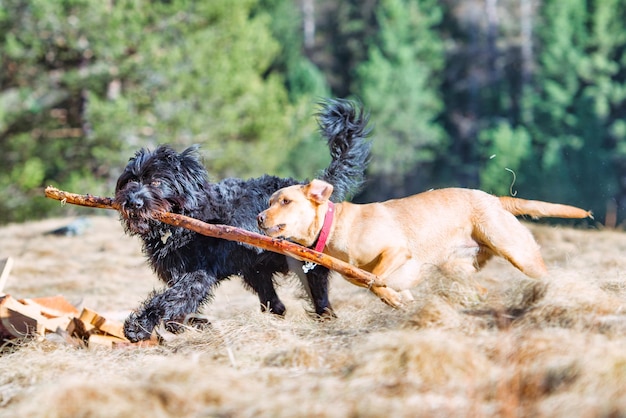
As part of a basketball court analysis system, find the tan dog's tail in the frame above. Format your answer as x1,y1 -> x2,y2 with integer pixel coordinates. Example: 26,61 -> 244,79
499,196 -> 593,219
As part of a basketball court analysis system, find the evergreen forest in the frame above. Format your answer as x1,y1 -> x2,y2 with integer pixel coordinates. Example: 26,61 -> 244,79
1,0 -> 625,226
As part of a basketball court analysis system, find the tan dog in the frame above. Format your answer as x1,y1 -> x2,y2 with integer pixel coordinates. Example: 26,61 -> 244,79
257,179 -> 592,307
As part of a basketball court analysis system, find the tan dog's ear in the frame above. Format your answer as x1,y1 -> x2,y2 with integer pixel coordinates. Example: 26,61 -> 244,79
303,179 -> 334,204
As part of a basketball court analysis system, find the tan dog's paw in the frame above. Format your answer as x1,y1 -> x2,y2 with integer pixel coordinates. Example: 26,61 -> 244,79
400,289 -> 415,302
371,286 -> 405,309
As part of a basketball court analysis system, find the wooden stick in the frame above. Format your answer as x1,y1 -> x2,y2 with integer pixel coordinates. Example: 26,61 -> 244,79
44,186 -> 387,290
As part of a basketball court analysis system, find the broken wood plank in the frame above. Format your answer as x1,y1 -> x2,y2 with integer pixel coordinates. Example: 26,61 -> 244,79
0,294 -> 46,339
0,293 -> 135,347
42,316 -> 73,333
0,257 -> 13,294
79,307 -> 126,340
66,316 -> 94,340
20,295 -> 80,318
88,334 -> 128,349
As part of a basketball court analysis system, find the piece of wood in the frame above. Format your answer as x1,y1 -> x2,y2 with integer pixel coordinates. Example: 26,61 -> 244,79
20,296 -> 79,333
2,308 -> 44,338
0,257 -> 13,294
0,295 -> 46,339
66,316 -> 94,340
79,307 -> 127,340
0,294 -> 134,346
20,295 -> 80,318
42,316 -> 73,333
1,294 -> 81,339
44,186 -> 388,292
87,334 -> 128,349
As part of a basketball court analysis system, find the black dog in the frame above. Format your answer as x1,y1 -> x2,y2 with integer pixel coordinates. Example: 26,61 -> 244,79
114,99 -> 372,341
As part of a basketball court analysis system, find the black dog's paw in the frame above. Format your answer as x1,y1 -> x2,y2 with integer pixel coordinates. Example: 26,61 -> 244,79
124,312 -> 155,342
315,307 -> 337,321
260,300 -> 286,317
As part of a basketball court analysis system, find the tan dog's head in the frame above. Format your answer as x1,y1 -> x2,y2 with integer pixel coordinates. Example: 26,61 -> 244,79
257,179 -> 334,247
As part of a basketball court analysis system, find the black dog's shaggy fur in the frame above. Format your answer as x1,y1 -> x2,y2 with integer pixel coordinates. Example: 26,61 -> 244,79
115,99 -> 372,341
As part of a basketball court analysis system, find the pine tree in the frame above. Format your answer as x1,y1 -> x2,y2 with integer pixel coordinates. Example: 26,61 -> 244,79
0,0 -> 301,223
355,0 -> 446,197
253,0 -> 334,180
523,0 -> 626,222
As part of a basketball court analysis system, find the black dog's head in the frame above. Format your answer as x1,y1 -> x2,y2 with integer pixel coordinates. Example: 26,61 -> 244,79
114,145 -> 209,235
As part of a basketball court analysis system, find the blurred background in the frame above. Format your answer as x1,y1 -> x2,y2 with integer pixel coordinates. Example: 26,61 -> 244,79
1,0 -> 624,226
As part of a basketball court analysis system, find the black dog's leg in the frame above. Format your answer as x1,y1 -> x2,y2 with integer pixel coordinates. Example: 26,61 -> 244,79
306,266 -> 336,319
241,255 -> 287,316
243,272 -> 286,316
124,271 -> 216,342
285,257 -> 335,319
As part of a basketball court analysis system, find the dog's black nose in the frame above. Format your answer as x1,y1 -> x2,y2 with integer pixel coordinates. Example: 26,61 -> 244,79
127,196 -> 144,210
257,212 -> 265,226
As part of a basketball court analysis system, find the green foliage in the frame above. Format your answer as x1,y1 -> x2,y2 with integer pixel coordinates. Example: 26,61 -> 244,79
109,0 -> 296,178
0,0 -> 310,223
3,0 -> 626,225
478,122 -> 531,196
255,0 -> 329,101
521,0 -> 626,214
355,0 -> 446,182
308,0 -> 380,98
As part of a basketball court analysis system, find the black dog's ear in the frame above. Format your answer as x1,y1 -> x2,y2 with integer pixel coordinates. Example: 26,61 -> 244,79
179,145 -> 205,169
176,145 -> 208,192
179,145 -> 200,162
127,147 -> 149,165
122,147 -> 150,178
154,144 -> 177,160
182,144 -> 201,155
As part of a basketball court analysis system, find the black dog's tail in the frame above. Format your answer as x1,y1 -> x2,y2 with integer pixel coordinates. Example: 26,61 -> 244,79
316,98 -> 372,202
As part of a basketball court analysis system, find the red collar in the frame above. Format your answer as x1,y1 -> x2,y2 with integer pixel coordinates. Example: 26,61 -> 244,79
313,201 -> 334,253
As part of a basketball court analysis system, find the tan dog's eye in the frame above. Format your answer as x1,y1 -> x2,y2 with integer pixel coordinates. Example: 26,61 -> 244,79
280,198 -> 290,206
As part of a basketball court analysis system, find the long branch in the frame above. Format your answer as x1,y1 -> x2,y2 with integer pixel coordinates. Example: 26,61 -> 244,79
44,186 -> 386,289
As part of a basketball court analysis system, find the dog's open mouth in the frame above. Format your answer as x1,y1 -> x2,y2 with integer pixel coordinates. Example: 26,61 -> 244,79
260,224 -> 285,238
121,208 -> 149,221
119,210 -> 153,235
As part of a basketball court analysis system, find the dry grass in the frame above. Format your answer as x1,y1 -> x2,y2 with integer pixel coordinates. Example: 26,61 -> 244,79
1,215 -> 625,417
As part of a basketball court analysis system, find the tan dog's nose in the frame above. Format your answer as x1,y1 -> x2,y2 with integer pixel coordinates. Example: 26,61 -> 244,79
257,212 -> 266,228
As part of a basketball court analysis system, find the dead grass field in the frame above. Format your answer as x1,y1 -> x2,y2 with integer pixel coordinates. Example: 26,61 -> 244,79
0,215 -> 625,417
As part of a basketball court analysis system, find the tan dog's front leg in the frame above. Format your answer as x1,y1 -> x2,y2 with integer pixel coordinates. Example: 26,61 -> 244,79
370,285 -> 405,308
337,275 -> 404,308
368,247 -> 412,308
